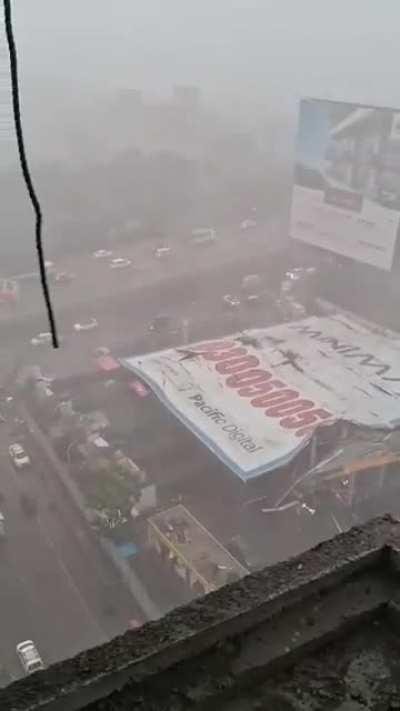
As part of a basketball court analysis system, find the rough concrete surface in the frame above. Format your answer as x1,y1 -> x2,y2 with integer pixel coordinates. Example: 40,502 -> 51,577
2,515 -> 400,711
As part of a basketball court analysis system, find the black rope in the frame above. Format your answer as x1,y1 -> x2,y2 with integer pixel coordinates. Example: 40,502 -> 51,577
3,0 -> 58,347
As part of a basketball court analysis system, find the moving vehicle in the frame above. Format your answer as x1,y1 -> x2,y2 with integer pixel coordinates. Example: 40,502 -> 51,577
110,258 -> 131,269
280,266 -> 316,296
16,641 -> 45,675
93,346 -> 111,357
241,273 -> 262,304
93,249 -> 112,259
148,314 -> 175,334
154,246 -> 172,259
30,332 -> 52,347
9,443 -> 30,469
245,292 -> 262,306
240,219 -> 257,230
51,271 -> 75,285
74,318 -> 98,332
223,294 -> 241,308
190,228 -> 216,246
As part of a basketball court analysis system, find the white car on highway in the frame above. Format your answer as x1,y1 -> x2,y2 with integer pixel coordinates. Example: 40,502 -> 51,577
110,257 -> 131,269
74,318 -> 98,332
93,249 -> 113,259
191,228 -> 216,246
31,332 -> 52,347
16,640 -> 45,675
154,246 -> 172,259
240,219 -> 257,230
9,443 -> 30,469
223,294 -> 241,308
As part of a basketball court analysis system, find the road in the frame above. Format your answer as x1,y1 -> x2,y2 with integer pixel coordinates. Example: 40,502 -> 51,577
2,246 -> 286,383
0,221 -> 285,330
0,417 -> 144,680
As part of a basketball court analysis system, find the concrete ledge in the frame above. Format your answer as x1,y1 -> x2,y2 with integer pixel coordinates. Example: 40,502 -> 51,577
2,515 -> 400,711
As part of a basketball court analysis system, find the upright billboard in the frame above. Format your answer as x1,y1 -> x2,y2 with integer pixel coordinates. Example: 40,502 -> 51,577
291,98 -> 400,270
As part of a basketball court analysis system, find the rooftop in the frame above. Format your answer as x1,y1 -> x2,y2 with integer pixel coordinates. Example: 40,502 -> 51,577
3,514 -> 400,711
148,503 -> 248,592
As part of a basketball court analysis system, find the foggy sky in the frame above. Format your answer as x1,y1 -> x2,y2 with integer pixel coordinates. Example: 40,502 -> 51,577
13,0 -> 400,107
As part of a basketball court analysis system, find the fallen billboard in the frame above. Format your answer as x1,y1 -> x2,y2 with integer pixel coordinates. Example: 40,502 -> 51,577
291,98 -> 400,270
122,313 -> 400,482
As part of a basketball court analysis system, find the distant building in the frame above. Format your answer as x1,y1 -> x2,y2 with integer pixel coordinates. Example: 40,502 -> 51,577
115,88 -> 143,111
173,85 -> 201,111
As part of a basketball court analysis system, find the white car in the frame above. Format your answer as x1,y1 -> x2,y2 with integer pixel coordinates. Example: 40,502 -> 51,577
110,258 -> 131,269
245,292 -> 261,305
93,249 -> 113,259
9,443 -> 30,468
31,332 -> 52,347
285,266 -> 316,281
74,318 -> 98,332
240,219 -> 257,230
93,346 -> 110,357
16,641 -> 45,675
154,246 -> 172,259
52,271 -> 75,285
191,228 -> 216,246
223,294 -> 241,308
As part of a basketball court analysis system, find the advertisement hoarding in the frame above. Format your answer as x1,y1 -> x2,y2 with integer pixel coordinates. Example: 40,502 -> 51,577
122,314 -> 400,482
291,98 -> 400,270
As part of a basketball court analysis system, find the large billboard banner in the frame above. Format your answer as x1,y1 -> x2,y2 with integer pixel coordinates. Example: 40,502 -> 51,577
291,98 -> 400,270
122,314 -> 400,482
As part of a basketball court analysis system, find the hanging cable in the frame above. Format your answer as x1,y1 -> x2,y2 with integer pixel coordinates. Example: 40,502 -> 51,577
3,0 -> 58,347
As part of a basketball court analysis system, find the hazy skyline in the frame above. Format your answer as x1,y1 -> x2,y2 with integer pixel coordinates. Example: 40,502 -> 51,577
12,0 -> 400,108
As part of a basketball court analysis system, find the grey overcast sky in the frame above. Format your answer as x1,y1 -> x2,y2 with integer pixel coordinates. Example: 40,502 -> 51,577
12,0 -> 400,107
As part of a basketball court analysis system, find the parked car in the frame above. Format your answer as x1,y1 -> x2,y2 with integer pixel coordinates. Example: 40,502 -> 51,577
74,318 -> 98,332
30,332 -> 52,347
16,641 -> 45,675
110,258 -> 131,269
93,249 -> 112,259
223,294 -> 241,308
9,443 -> 30,469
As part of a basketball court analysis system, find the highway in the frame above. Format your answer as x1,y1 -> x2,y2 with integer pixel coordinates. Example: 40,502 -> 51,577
0,409 -> 145,681
0,221 -> 284,330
